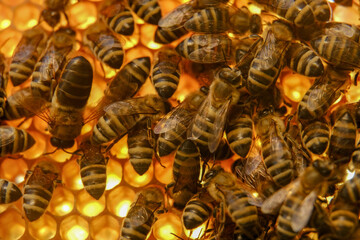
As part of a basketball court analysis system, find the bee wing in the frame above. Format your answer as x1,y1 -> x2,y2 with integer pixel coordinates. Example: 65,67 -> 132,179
307,81 -> 342,111
100,2 -> 126,18
104,99 -> 157,116
188,94 -> 211,140
291,190 -> 318,232
158,4 -> 195,30
209,100 -> 230,153
0,126 -> 16,147
127,206 -> 150,227
261,179 -> 299,215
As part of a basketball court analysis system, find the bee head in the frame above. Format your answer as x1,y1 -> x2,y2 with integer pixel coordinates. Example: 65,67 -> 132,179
312,159 -> 334,177
50,137 -> 75,149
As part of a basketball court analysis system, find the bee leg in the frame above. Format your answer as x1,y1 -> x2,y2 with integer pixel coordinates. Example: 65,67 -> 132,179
169,233 -> 184,240
16,117 -> 29,128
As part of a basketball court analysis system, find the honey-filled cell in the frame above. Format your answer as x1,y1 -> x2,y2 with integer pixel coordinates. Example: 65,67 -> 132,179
124,160 -> 153,188
68,2 -> 97,29
13,3 -> 40,31
22,131 -> 46,159
0,28 -> 22,58
124,46 -> 153,65
32,116 -> 50,135
106,158 -> 123,190
48,187 -> 74,217
155,155 -> 174,185
28,213 -> 57,240
90,215 -> 120,240
47,142 -> 78,163
123,25 -> 140,50
152,212 -> 183,240
62,160 -> 83,191
60,215 -> 89,240
94,61 -> 118,79
334,4 -> 360,25
0,158 -> 27,184
281,72 -> 312,103
110,136 -> 128,159
0,4 -> 12,30
1,0 -> 25,7
0,208 -> 25,240
107,186 -> 135,218
76,189 -> 106,217
140,24 -> 162,50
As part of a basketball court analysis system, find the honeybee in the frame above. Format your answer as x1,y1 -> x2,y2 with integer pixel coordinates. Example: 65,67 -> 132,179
0,126 -> 35,157
154,87 -> 208,157
128,0 -> 162,25
151,48 -> 181,99
334,0 -> 353,6
300,118 -> 330,155
255,108 -> 294,187
120,187 -> 164,240
91,94 -> 169,145
323,22 -> 360,43
9,27 -> 47,86
158,3 -> 195,32
188,67 -> 241,153
83,22 -> 124,69
182,192 -> 213,230
40,0 -> 69,28
310,35 -> 360,70
154,26 -> 188,45
253,0 -> 316,27
204,166 -> 262,239
23,161 -> 60,221
226,104 -> 254,158
246,27 -> 290,96
176,33 -> 232,64
338,172 -> 360,203
329,104 -> 357,165
48,56 -> 93,149
229,6 -> 263,35
261,159 -> 334,239
297,67 -> 350,121
127,118 -> 156,176
0,179 -> 22,204
306,0 -> 331,22
31,27 -> 76,101
77,140 -> 107,200
0,53 -> 8,118
100,0 -> 134,36
213,138 -> 234,161
285,42 -> 324,77
167,139 -> 201,209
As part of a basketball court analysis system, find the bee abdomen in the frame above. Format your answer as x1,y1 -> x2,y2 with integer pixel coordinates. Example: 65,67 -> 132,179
0,179 -> 22,204
286,43 -> 324,77
184,7 -> 229,33
226,116 -> 253,158
154,26 -> 188,44
94,38 -> 124,69
173,139 -> 200,180
183,199 -> 212,229
107,9 -> 134,36
0,127 -> 35,157
330,201 -> 359,238
23,185 -> 53,221
307,0 -> 331,22
157,123 -> 187,156
152,64 -> 180,99
80,165 -> 106,200
121,207 -> 154,240
9,55 -> 37,86
301,120 -> 330,155
56,56 -> 93,109
129,0 -> 162,25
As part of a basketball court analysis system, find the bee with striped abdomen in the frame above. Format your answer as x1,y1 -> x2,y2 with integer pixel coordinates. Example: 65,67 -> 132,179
23,161 -> 60,221
306,0 -> 331,22
285,42 -> 324,77
128,0 -> 162,25
91,94 -> 169,145
154,87 -> 208,157
0,53 -> 8,119
0,179 -> 22,204
48,56 -> 93,149
120,187 -> 164,240
0,126 -> 35,157
188,67 -> 241,154
9,27 -> 47,86
100,0 -> 134,36
127,118 -> 156,176
31,27 -> 76,101
83,22 -> 124,69
301,118 -> 330,155
40,0 -> 69,28
176,33 -> 231,64
323,22 -> 360,44
77,140 -> 107,200
182,192 -> 213,230
151,47 -> 181,99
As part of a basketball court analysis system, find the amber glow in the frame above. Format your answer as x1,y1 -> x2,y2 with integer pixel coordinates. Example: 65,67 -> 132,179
0,4 -> 12,30
155,155 -> 174,185
0,208 -> 25,239
184,222 -> 207,239
62,160 -> 83,190
0,28 -> 22,57
13,3 -> 40,31
68,2 -> 97,29
106,158 -> 123,190
334,5 -> 360,24
28,214 -> 57,240
90,215 -> 120,240
60,215 -> 89,240
48,187 -> 75,216
110,135 -> 129,159
107,186 -> 136,217
124,160 -> 153,187
141,24 -> 162,50
153,213 -> 183,240
0,158 -> 27,183
47,142 -> 78,163
23,131 -> 46,159
282,72 -> 312,102
248,4 -> 262,14
76,190 -> 106,217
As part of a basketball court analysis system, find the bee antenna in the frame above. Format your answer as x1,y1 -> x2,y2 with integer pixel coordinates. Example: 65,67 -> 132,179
43,148 -> 59,155
170,233 -> 184,240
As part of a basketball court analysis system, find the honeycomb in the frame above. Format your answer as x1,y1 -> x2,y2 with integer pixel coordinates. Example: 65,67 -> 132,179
0,0 -> 360,240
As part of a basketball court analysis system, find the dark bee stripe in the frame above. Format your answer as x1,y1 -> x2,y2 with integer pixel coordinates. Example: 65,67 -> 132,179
329,200 -> 359,237
0,127 -> 35,157
152,62 -> 180,99
173,140 -> 200,181
301,120 -> 329,155
9,55 -> 38,86
106,8 -> 134,36
80,165 -> 106,200
23,185 -> 53,221
339,173 -> 360,203
129,0 -> 162,25
184,7 -> 229,33
183,197 -> 212,229
0,179 -> 22,204
121,206 -> 154,240
306,0 -> 331,22
154,26 -> 188,44
93,36 -> 124,69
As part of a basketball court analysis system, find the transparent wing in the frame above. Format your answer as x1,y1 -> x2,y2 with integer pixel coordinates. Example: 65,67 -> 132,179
104,98 -> 157,116
209,100 -> 230,153
188,95 -> 211,140
291,190 -> 318,232
158,4 -> 195,30
307,81 -> 341,111
127,206 -> 150,227
0,126 -> 16,147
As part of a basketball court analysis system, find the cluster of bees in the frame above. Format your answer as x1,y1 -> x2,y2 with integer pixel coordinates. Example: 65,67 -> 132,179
1,0 -> 360,239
